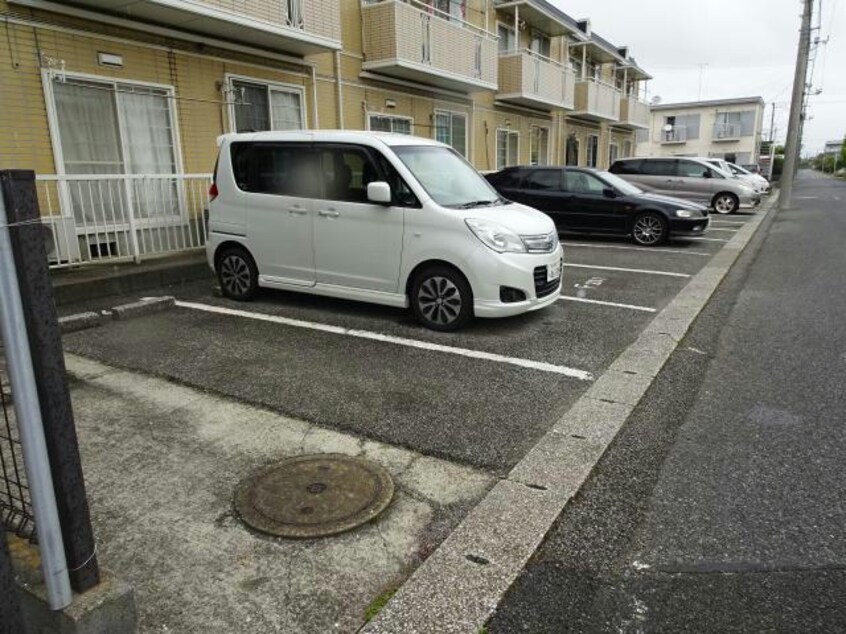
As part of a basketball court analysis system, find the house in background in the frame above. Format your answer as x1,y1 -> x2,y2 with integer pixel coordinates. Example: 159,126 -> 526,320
0,0 -> 651,267
636,97 -> 765,166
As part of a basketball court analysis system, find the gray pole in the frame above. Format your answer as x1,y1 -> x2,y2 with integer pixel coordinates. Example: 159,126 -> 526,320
0,194 -> 72,610
780,0 -> 813,209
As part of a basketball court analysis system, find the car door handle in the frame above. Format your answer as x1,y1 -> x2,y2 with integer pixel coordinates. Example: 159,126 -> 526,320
288,206 -> 308,215
318,209 -> 340,218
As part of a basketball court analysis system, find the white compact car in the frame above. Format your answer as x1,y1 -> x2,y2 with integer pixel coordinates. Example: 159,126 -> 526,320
206,131 -> 563,331
704,158 -> 769,195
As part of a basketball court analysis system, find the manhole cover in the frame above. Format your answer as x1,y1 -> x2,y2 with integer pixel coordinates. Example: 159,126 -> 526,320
234,454 -> 394,538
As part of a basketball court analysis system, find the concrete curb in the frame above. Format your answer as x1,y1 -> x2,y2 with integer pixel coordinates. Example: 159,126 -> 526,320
59,312 -> 106,334
110,296 -> 175,321
361,196 -> 779,634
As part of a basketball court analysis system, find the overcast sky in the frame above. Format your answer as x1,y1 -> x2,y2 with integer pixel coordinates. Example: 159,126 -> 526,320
555,0 -> 845,155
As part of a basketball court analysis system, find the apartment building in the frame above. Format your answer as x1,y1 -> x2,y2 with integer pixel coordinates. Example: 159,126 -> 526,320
636,97 -> 766,166
0,0 -> 651,264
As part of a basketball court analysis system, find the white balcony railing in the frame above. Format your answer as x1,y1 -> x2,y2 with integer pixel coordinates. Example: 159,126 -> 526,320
35,174 -> 212,268
498,49 -> 575,110
573,78 -> 621,121
619,96 -> 650,128
713,123 -> 742,140
661,128 -> 688,144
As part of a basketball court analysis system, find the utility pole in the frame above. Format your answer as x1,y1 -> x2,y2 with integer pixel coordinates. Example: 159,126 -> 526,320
769,102 -> 777,144
780,0 -> 813,209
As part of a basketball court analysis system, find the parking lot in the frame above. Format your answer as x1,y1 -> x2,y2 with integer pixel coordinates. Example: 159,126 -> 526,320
60,211 -> 760,476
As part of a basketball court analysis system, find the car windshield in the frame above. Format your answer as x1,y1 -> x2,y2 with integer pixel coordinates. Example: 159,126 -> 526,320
392,145 -> 502,208
597,171 -> 643,196
730,163 -> 751,175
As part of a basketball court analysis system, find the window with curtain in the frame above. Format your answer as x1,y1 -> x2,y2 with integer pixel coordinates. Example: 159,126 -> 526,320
565,134 -> 579,166
52,77 -> 178,225
433,110 -> 467,157
529,127 -> 549,166
498,24 -> 516,54
586,134 -> 599,167
496,129 -> 519,170
368,114 -> 412,134
529,31 -> 551,58
231,79 -> 304,132
608,143 -> 618,165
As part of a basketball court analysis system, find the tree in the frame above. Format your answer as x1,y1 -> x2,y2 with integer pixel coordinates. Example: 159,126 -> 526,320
840,137 -> 846,171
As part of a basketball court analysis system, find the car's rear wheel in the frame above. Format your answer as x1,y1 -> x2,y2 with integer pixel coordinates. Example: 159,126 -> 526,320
712,192 -> 739,214
631,212 -> 667,246
411,265 -> 473,331
217,246 -> 258,301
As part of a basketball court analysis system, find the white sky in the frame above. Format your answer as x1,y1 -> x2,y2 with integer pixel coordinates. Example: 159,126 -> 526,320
553,0 -> 846,155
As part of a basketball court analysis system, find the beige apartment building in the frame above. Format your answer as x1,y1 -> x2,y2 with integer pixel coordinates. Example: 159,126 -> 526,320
0,0 -> 651,264
636,97 -> 766,166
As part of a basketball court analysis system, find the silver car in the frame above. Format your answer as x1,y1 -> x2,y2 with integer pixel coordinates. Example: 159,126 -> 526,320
609,157 -> 760,214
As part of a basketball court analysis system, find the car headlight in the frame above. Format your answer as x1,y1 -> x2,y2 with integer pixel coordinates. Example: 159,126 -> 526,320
675,209 -> 700,218
465,218 -> 527,253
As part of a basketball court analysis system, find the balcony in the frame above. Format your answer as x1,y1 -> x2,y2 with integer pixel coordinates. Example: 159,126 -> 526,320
13,0 -> 342,55
618,96 -> 650,129
571,79 -> 621,122
660,128 -> 687,144
713,123 -> 742,141
497,50 -> 575,111
362,0 -> 498,93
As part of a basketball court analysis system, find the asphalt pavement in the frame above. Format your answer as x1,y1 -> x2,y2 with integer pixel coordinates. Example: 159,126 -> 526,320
489,171 -> 846,632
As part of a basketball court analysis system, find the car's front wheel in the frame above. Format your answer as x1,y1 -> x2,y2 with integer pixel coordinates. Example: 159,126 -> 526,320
631,212 -> 668,246
410,265 -> 473,331
712,192 -> 739,214
217,246 -> 259,301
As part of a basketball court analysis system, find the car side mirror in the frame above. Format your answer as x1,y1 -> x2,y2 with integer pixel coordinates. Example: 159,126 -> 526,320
367,181 -> 392,205
602,187 -> 617,198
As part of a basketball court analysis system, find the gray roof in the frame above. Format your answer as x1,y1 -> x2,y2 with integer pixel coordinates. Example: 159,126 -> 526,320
650,97 -> 766,111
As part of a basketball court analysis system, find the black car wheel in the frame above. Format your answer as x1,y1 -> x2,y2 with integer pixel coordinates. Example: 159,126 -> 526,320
217,246 -> 259,300
411,265 -> 473,331
712,192 -> 739,214
631,213 -> 667,246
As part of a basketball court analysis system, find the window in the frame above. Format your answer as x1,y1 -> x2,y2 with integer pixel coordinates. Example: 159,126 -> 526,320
230,143 -> 319,197
50,76 -> 179,225
529,31 -> 551,57
369,114 -> 412,134
496,129 -> 519,170
372,152 -> 419,207
571,58 -> 583,79
714,111 -> 755,137
565,134 -> 579,166
498,23 -> 516,53
286,0 -> 303,27
434,110 -> 468,157
524,169 -> 560,190
565,171 -> 606,195
609,159 -> 642,175
490,169 -> 524,188
622,140 -> 632,157
640,159 -> 677,176
677,160 -> 711,178
608,143 -> 619,166
529,127 -> 550,166
230,78 -> 304,132
316,146 -> 383,203
586,134 -> 599,168
635,128 -> 649,144
432,0 -> 465,20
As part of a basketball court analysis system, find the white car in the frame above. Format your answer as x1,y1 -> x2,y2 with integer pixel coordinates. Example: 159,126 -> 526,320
206,131 -> 562,331
704,158 -> 769,195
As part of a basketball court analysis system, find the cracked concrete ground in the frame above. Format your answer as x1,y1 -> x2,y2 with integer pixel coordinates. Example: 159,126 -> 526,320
65,354 -> 495,633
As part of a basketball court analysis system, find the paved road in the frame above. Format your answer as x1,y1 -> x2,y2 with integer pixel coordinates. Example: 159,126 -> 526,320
489,171 -> 846,631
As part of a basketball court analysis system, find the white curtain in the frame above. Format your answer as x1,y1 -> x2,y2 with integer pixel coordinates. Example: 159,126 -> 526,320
270,90 -> 303,130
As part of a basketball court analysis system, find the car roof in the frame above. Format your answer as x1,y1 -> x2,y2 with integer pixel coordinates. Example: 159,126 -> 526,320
216,130 -> 448,149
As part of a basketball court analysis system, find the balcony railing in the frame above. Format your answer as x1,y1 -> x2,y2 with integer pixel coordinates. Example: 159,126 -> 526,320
619,96 -> 650,129
713,123 -> 742,141
17,0 -> 343,55
497,50 -> 575,110
660,128 -> 688,144
362,0 -> 498,92
35,174 -> 212,268
572,78 -> 621,122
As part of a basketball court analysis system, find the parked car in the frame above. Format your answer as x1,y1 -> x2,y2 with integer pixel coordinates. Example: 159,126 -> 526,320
206,131 -> 563,331
702,157 -> 768,195
742,163 -> 762,174
485,166 -> 709,246
609,157 -> 760,214
725,161 -> 771,194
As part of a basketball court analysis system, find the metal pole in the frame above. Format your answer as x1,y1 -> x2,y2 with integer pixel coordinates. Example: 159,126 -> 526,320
780,0 -> 813,209
0,194 -> 72,610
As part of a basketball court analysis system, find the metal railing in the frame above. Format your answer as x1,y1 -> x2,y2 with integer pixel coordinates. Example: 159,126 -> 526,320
712,123 -> 742,140
0,367 -> 35,542
36,174 -> 212,268
498,49 -> 576,109
661,127 -> 688,144
574,77 -> 621,120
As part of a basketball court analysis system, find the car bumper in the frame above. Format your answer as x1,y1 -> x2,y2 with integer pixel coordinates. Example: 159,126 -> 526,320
669,215 -> 710,236
469,246 -> 563,318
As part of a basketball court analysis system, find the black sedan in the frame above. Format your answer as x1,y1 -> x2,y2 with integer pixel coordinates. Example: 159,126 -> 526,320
485,166 -> 710,246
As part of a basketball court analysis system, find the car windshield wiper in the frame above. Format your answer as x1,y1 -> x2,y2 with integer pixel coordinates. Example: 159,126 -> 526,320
455,199 -> 499,209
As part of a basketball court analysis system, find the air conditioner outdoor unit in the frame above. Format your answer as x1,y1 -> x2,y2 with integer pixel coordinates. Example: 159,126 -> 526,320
42,216 -> 81,264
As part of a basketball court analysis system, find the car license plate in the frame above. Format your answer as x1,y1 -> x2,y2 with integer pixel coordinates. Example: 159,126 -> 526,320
547,259 -> 561,282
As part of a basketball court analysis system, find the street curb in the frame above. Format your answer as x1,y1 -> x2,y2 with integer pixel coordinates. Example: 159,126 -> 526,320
361,196 -> 779,634
59,311 -> 106,334
111,296 -> 175,321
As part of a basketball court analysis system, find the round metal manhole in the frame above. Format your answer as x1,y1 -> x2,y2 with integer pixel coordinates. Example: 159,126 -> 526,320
234,454 -> 394,538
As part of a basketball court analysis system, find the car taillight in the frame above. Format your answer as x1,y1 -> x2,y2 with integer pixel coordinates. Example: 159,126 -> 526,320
209,182 -> 219,201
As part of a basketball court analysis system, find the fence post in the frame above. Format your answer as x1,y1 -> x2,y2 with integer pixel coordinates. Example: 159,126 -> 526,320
1,532 -> 24,633
0,170 -> 100,593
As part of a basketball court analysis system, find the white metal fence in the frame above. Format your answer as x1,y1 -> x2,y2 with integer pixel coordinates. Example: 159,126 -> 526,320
35,174 -> 212,268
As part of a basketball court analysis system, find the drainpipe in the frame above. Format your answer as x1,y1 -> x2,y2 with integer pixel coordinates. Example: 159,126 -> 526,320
581,46 -> 586,79
514,6 -> 519,49
311,66 -> 319,129
335,51 -> 344,129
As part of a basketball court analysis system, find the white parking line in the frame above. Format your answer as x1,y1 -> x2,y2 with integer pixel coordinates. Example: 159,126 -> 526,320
706,227 -> 740,232
174,300 -> 593,381
561,242 -> 711,257
709,220 -> 747,226
563,263 -> 691,278
675,236 -> 729,243
558,295 -> 657,313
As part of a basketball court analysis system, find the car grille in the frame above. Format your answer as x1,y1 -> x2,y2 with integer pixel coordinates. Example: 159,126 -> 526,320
533,266 -> 559,298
